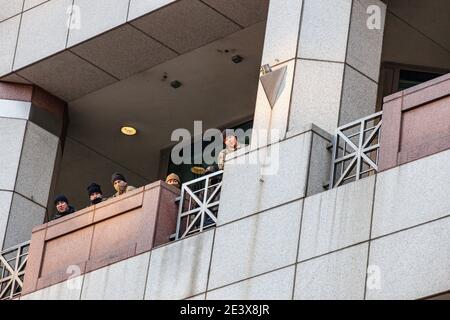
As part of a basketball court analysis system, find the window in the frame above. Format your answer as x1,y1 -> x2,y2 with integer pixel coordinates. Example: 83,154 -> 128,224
165,120 -> 253,184
398,69 -> 443,91
378,63 -> 447,110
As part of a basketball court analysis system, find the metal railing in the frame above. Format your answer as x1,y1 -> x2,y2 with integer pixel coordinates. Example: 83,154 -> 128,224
175,170 -> 223,240
330,111 -> 382,188
0,241 -> 30,300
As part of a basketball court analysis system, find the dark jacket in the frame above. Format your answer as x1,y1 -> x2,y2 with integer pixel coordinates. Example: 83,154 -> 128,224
90,197 -> 108,206
53,205 -> 76,220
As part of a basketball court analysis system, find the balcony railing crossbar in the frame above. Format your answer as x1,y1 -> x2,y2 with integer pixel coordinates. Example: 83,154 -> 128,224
330,111 -> 382,188
0,241 -> 30,300
176,170 -> 223,240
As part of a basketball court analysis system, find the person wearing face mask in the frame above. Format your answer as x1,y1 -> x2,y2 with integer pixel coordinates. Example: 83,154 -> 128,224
111,172 -> 136,197
53,195 -> 76,220
165,173 -> 181,189
87,182 -> 107,205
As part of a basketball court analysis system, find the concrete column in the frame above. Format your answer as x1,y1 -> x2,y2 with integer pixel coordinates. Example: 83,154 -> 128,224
0,82 -> 66,250
252,0 -> 386,147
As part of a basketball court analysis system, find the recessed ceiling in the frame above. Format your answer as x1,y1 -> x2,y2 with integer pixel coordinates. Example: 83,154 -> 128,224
382,0 -> 450,69
66,22 -> 267,181
387,0 -> 450,51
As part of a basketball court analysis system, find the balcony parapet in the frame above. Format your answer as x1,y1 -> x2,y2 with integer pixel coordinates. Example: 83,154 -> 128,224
379,73 -> 450,171
21,181 -> 179,296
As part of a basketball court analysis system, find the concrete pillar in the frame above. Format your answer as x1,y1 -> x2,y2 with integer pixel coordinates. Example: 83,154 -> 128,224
0,82 -> 66,250
252,0 -> 386,147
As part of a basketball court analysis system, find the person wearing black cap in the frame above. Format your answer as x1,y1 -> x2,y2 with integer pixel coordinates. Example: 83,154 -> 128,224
87,182 -> 107,205
53,195 -> 76,220
111,172 -> 136,197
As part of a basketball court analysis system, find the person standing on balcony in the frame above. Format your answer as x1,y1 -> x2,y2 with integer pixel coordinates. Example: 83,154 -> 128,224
87,182 -> 107,205
217,129 -> 243,170
165,173 -> 181,188
111,172 -> 136,197
53,195 -> 76,220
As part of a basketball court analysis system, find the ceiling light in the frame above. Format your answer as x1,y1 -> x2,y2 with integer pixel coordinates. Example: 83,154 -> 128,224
121,126 -> 137,136
191,166 -> 206,175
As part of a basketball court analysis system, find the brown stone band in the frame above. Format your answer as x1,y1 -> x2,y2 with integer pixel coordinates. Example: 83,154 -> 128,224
0,81 -> 66,118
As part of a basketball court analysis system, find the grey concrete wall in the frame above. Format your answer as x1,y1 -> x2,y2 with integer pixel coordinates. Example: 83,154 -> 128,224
251,0 -> 386,150
218,125 -> 332,226
19,147 -> 450,300
0,102 -> 60,249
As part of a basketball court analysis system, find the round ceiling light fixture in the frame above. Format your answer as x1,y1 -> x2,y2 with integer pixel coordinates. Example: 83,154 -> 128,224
121,126 -> 137,136
191,166 -> 206,175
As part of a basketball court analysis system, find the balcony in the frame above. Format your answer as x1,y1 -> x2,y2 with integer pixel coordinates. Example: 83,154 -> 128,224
21,181 -> 179,296
1,73 -> 449,299
331,73 -> 450,188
